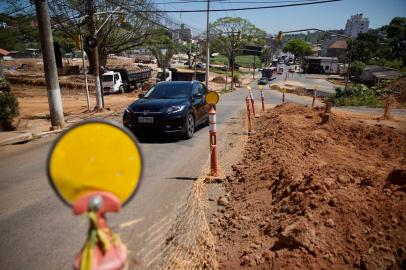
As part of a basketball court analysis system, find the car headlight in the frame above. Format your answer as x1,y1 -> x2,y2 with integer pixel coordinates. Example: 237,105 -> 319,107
166,105 -> 185,114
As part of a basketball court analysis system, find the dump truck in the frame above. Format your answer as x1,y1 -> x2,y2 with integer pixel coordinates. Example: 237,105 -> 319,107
102,67 -> 152,93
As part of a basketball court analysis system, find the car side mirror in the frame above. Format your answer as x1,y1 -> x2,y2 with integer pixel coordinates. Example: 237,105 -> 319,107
138,93 -> 144,98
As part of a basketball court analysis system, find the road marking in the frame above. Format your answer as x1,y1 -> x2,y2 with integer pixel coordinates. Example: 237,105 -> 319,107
119,217 -> 145,228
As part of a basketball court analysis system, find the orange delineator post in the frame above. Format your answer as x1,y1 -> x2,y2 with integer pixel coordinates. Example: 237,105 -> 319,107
246,97 -> 252,133
312,90 -> 316,107
249,90 -> 256,116
209,105 -> 217,176
260,90 -> 265,112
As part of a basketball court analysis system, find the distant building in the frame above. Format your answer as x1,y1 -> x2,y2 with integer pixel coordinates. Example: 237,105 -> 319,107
173,24 -> 192,43
9,48 -> 40,58
360,66 -> 400,86
326,39 -> 348,62
344,14 -> 369,38
302,56 -> 339,74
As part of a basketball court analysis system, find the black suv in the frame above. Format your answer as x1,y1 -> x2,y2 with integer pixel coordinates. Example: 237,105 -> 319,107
123,81 -> 210,139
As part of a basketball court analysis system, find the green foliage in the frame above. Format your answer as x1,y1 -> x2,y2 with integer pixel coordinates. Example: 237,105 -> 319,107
329,84 -> 384,107
283,38 -> 313,58
349,61 -> 365,77
350,17 -> 406,70
211,54 -> 261,68
209,17 -> 266,68
0,91 -> 19,130
0,78 -> 11,93
0,14 -> 39,50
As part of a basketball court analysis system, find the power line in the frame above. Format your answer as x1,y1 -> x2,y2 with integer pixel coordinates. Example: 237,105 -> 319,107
152,0 -> 325,4
130,0 -> 342,13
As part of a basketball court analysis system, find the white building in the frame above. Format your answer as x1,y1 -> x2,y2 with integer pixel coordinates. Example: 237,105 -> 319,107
344,14 -> 369,38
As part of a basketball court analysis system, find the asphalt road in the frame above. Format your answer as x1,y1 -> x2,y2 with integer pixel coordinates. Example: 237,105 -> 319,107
0,84 -> 300,270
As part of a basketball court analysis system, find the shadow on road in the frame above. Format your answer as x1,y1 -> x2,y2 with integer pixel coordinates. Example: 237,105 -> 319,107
131,124 -> 207,144
166,176 -> 198,181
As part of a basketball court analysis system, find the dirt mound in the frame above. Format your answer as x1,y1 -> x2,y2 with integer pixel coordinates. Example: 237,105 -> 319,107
212,76 -> 226,83
210,103 -> 406,269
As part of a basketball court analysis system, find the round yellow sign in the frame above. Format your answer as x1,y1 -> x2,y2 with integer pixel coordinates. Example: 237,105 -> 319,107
205,91 -> 219,105
247,85 -> 252,91
258,85 -> 264,91
47,120 -> 143,206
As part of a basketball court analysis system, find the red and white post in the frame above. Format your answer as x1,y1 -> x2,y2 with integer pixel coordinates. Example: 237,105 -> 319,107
249,89 -> 256,117
312,90 -> 317,107
246,96 -> 252,133
260,90 -> 265,112
209,105 -> 217,176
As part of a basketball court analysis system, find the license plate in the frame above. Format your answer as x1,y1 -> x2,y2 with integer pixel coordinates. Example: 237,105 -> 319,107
138,116 -> 154,123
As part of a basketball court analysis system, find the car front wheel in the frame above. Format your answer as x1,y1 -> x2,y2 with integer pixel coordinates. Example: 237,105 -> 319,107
183,113 -> 195,139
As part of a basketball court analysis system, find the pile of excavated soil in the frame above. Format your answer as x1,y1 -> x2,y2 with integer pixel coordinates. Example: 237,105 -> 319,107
210,103 -> 406,269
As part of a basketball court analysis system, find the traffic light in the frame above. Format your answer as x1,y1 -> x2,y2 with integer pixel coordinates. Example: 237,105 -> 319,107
119,14 -> 126,25
74,34 -> 81,50
276,31 -> 284,42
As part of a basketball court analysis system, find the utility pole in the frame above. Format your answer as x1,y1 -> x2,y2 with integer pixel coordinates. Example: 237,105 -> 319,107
86,0 -> 103,110
35,0 -> 64,129
344,38 -> 353,93
230,33 -> 235,90
205,0 -> 210,89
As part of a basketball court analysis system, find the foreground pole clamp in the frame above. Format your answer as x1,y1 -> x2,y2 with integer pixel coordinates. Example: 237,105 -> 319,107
209,105 -> 218,176
246,97 -> 252,133
73,192 -> 127,270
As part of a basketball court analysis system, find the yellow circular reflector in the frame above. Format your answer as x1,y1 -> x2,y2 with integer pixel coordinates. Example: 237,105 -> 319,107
47,120 -> 143,206
246,85 -> 252,90
258,85 -> 264,90
205,91 -> 219,105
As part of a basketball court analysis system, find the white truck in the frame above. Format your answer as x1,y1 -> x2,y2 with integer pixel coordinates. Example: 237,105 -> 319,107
156,68 -> 206,82
101,67 -> 151,93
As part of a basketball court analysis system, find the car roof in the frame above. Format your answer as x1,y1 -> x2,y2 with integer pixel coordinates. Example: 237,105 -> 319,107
157,80 -> 200,86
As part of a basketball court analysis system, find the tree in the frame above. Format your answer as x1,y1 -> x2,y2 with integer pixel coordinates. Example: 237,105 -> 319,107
349,60 -> 365,77
46,0 -> 159,73
147,28 -> 175,80
282,38 -> 312,61
385,17 -> 406,67
209,17 -> 266,69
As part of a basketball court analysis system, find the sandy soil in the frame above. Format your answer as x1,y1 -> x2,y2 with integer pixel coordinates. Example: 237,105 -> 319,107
210,103 -> 406,269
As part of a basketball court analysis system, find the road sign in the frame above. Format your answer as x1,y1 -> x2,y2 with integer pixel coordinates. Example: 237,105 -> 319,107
47,120 -> 143,206
206,91 -> 219,105
258,85 -> 264,91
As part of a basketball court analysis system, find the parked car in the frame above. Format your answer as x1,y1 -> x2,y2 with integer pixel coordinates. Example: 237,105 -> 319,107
196,63 -> 206,69
257,77 -> 269,85
123,81 -> 209,139
289,67 -> 295,73
277,66 -> 284,74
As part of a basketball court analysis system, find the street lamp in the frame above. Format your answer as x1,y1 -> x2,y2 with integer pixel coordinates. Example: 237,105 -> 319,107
281,28 -> 353,92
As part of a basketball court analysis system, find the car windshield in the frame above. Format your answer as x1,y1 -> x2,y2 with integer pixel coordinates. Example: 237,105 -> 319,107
102,75 -> 113,82
144,83 -> 191,99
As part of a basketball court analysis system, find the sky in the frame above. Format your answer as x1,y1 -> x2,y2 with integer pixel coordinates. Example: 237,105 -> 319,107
0,0 -> 405,35
153,0 -> 406,35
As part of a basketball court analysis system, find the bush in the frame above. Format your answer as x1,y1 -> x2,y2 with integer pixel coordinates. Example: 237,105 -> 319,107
0,92 -> 19,130
330,84 -> 384,107
0,78 -> 11,93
